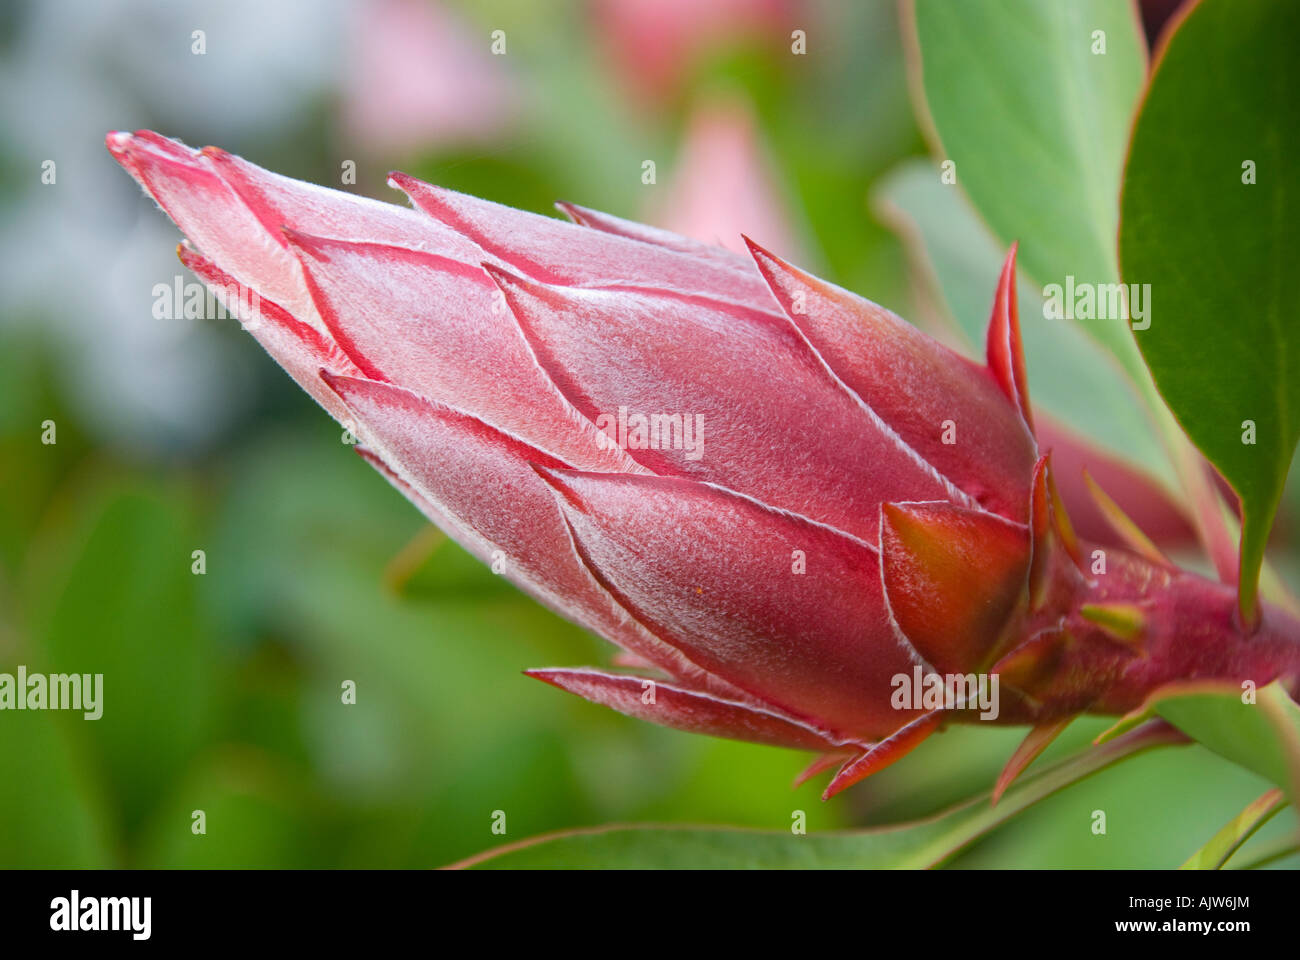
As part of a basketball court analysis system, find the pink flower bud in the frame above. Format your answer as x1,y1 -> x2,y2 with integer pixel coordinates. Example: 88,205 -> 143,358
108,132 -> 1300,798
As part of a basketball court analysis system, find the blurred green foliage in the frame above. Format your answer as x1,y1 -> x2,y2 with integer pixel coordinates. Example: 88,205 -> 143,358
1,0 -> 1296,869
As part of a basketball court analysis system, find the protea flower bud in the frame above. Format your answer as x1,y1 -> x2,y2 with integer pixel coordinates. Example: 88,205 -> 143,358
107,131 -> 1300,799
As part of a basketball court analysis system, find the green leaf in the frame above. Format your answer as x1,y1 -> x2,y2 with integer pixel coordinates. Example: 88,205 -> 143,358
137,746 -> 327,869
457,720 -> 1183,868
908,0 -> 1147,381
1119,0 -> 1300,618
0,709 -> 115,867
1226,833 -> 1300,870
1150,681 -> 1300,802
26,478 -> 218,842
1180,787 -> 1284,870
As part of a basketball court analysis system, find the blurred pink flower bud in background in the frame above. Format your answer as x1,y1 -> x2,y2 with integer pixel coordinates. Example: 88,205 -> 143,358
343,0 -> 517,155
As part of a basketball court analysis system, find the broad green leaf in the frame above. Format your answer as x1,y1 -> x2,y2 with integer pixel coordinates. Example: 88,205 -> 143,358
136,745 -> 343,868
458,721 -> 1183,868
1227,833 -> 1300,871
908,0 -> 1147,382
26,479 -> 217,841
1150,681 -> 1300,802
0,708 -> 115,867
1119,0 -> 1300,619
1180,788 -> 1283,870
874,160 -> 1173,490
951,741 -> 1277,869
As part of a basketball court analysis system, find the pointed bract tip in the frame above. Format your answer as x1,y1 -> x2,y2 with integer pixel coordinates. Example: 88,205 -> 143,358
993,242 -> 1020,302
199,144 -> 232,162
991,717 -> 1072,806
554,200 -> 585,225
385,170 -> 433,202
105,130 -> 133,156
318,368 -> 374,405
175,242 -> 212,276
478,258 -> 521,284
1080,467 -> 1171,565
879,500 -> 908,525
278,225 -> 332,261
1000,241 -> 1020,280
740,233 -> 782,267
1043,454 -> 1080,563
479,259 -> 530,297
743,234 -> 825,309
821,711 -> 943,799
986,243 -> 1033,430
105,131 -> 142,176
525,460 -> 559,482
523,667 -> 565,688
316,369 -> 390,407
526,462 -> 586,512
792,752 -> 845,790
479,259 -> 564,308
106,129 -> 195,163
386,169 -> 441,201
173,243 -> 220,281
523,667 -> 619,696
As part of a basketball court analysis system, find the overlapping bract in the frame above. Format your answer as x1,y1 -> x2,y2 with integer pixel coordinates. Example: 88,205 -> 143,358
110,132 -> 1295,798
